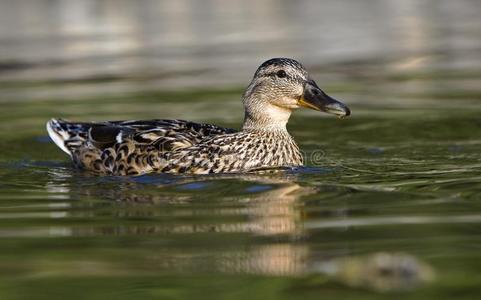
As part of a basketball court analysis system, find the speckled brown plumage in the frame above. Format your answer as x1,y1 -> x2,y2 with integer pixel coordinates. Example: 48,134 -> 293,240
47,58 -> 350,175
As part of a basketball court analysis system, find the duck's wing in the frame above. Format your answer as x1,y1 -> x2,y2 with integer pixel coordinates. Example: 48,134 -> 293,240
47,118 -> 236,157
109,119 -> 237,151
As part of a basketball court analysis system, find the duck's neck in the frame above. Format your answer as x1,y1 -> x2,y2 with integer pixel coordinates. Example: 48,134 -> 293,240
241,102 -> 292,133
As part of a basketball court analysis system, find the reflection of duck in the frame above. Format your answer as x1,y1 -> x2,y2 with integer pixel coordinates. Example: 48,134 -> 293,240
46,58 -> 350,175
44,170 -> 314,275
43,170 -> 434,291
44,169 -> 313,237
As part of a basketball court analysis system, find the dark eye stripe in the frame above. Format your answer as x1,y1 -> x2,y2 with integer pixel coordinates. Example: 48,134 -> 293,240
265,71 -> 290,79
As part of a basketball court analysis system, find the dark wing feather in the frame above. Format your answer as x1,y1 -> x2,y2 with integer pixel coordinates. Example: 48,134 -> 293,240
108,119 -> 236,150
49,118 -> 236,153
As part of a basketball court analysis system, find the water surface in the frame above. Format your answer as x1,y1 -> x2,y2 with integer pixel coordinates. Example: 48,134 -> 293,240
0,1 -> 481,299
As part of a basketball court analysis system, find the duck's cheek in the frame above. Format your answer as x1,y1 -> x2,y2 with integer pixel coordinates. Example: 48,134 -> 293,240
273,96 -> 301,110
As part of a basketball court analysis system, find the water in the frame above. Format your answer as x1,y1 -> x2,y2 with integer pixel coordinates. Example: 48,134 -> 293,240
1,1 -> 481,299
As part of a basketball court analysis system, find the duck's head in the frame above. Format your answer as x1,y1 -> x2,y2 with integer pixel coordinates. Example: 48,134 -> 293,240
242,58 -> 350,131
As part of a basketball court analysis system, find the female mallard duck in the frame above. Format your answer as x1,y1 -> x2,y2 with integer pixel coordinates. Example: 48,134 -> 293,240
47,58 -> 350,175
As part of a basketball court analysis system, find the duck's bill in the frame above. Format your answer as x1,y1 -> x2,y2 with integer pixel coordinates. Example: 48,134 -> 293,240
299,80 -> 351,118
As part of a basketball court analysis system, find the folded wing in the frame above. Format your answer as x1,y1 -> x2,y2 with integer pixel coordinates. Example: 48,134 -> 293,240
46,118 -> 236,174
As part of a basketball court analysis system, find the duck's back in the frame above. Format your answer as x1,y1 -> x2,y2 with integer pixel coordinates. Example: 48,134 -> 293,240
47,118 -> 236,175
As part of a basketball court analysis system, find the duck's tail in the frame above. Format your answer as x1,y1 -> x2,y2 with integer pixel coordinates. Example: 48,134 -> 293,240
46,118 -> 90,156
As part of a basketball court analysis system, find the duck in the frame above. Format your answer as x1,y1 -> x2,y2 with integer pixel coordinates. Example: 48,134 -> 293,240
46,58 -> 350,176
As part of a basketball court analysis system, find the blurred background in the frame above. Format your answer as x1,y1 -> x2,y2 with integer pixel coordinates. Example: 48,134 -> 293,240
1,0 -> 480,103
0,1 -> 481,300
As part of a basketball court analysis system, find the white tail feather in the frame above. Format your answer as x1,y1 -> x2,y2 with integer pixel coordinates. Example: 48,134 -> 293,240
46,119 -> 72,156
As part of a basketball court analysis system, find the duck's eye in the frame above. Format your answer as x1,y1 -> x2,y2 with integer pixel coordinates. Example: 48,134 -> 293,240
276,70 -> 287,78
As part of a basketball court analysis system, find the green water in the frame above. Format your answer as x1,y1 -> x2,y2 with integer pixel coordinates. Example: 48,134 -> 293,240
1,69 -> 481,299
